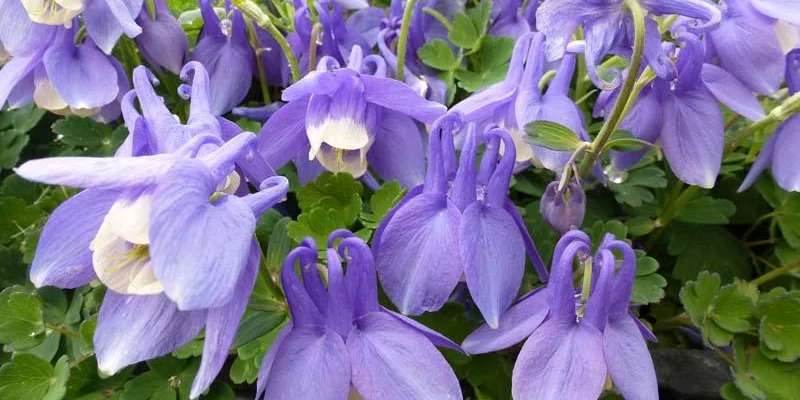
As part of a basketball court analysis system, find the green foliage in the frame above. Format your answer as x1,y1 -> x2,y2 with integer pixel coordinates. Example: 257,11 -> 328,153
608,164 -> 668,207
632,251 -> 667,305
669,226 -> 753,282
52,116 -> 127,156
0,354 -> 68,400
417,39 -> 459,71
755,288 -> 800,362
525,120 -> 585,151
288,172 -> 363,244
360,181 -> 404,229
447,0 -> 491,50
0,286 -> 45,349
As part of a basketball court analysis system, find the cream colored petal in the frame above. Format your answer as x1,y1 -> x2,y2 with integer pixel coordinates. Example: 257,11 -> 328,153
776,20 -> 800,54
22,0 -> 82,26
307,118 -> 370,160
34,77 -> 69,111
105,194 -> 153,245
216,172 -> 241,195
316,146 -> 369,177
91,225 -> 163,295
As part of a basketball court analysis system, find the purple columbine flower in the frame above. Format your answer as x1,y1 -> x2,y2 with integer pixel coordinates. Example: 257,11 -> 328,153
289,0 -> 370,74
135,0 -> 188,74
700,0 -> 787,95
540,180 -> 586,234
452,32 -> 588,172
653,33 -> 764,188
10,0 -> 144,54
193,0 -> 255,115
15,63 -> 289,399
489,0 -> 537,38
595,37 -> 764,173
0,25 -> 128,121
536,0 -> 721,87
463,231 -> 658,400
740,49 -> 800,192
373,114 -> 547,327
750,0 -> 800,25
259,45 -> 446,186
350,0 -> 460,104
256,231 -> 462,400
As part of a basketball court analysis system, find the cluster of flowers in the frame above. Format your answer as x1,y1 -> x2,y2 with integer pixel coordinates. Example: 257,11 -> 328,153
3,0 -> 800,399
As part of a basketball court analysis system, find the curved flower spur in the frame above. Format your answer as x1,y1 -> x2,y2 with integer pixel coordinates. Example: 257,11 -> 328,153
14,63 -> 289,399
257,231 -> 462,400
373,112 -> 548,328
463,231 -> 658,400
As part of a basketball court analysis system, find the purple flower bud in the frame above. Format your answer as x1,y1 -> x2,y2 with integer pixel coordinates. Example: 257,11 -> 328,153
135,0 -> 188,74
540,180 -> 585,234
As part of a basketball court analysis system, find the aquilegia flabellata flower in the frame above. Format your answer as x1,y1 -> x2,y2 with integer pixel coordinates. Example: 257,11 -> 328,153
193,0 -> 255,115
540,180 -> 586,234
536,0 -> 721,87
452,32 -> 588,172
740,48 -> 800,192
14,0 -> 144,54
257,231 -> 462,400
463,231 -> 658,400
16,63 -> 289,399
373,113 -> 547,327
259,45 -> 446,186
135,0 -> 188,74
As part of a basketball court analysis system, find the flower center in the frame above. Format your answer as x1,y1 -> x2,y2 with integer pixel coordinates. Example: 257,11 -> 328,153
21,0 -> 83,27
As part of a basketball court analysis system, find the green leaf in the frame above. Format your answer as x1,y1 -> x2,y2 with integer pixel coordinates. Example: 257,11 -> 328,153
774,193 -> 800,248
0,286 -> 45,348
631,252 -> 666,305
755,288 -> 800,362
448,13 -> 480,49
52,116 -> 123,156
680,271 -> 722,326
232,311 -> 287,349
361,181 -> 404,229
608,165 -> 668,207
626,217 -> 656,236
0,354 -> 68,400
297,172 -> 363,225
524,120 -> 584,151
732,348 -> 800,400
675,196 -> 737,225
0,197 -> 43,244
287,208 -> 348,245
479,36 -> 514,71
669,226 -> 752,282
705,281 -> 758,343
119,371 -> 173,400
265,217 -> 292,274
417,39 -> 458,71
454,66 -> 509,92
0,129 -> 30,170
1,105 -> 46,134
467,0 -> 492,38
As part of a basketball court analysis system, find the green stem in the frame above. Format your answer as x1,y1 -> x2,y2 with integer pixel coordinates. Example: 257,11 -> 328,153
245,16 -> 272,104
726,92 -> 800,154
422,7 -> 452,31
233,0 -> 301,82
146,0 -> 156,20
751,260 -> 800,286
48,324 -> 80,339
578,0 -> 646,178
580,257 -> 593,303
538,70 -> 557,91
396,0 -> 419,82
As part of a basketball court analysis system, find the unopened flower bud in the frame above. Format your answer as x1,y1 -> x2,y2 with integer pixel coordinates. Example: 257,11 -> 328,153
540,181 -> 585,234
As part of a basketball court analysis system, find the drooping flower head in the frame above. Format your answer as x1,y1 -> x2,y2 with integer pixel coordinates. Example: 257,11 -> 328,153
15,63 -> 289,399
452,32 -> 588,172
536,0 -> 721,88
463,231 -> 658,400
259,45 -> 446,186
193,0 -> 255,115
599,33 -> 763,182
740,49 -> 800,192
0,22 -> 128,121
289,0 -> 371,74
257,231 -> 462,400
540,180 -> 586,234
135,0 -> 189,74
345,0 -> 460,104
373,113 -> 547,327
12,0 -> 144,54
